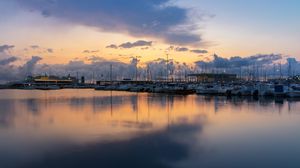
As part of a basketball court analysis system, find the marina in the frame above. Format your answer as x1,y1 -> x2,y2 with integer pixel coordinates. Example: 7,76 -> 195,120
1,1 -> 300,167
2,73 -> 300,98
95,82 -> 300,98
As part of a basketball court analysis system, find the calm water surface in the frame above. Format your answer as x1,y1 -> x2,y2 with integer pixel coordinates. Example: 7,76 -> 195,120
0,89 -> 300,168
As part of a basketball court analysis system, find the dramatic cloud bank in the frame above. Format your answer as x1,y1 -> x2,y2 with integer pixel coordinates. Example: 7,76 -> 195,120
15,0 -> 202,45
195,54 -> 282,69
32,56 -> 193,81
0,55 -> 194,82
195,54 -> 300,78
1,53 -> 299,83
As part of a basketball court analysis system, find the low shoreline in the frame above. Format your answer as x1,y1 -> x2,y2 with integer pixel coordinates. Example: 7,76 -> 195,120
2,81 -> 300,99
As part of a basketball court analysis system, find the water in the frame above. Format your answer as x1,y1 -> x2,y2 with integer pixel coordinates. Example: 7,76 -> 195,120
0,89 -> 300,168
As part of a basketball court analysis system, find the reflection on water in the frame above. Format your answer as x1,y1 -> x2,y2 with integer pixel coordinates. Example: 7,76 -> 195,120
0,90 -> 300,168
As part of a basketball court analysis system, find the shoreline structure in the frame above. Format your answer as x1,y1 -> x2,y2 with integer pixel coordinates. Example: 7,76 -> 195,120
1,73 -> 300,98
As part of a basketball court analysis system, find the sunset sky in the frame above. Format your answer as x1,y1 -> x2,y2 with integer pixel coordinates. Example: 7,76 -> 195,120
0,0 -> 299,65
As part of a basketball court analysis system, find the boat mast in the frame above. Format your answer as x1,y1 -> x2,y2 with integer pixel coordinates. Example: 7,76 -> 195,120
110,64 -> 113,84
166,53 -> 169,82
135,56 -> 137,81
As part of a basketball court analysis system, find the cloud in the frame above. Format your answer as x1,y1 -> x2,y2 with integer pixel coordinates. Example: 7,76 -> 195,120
119,40 -> 153,49
1,53 -> 297,83
106,40 -> 153,49
26,56 -> 195,82
28,45 -> 54,53
32,58 -> 138,81
30,45 -> 40,49
18,56 -> 42,77
175,47 -> 189,52
145,58 -> 193,80
15,0 -> 203,45
47,48 -> 54,53
106,44 -> 118,49
194,54 -> 287,77
83,50 -> 99,54
0,45 -> 14,53
286,57 -> 300,75
168,46 -> 208,53
51,54 -> 296,80
195,54 -> 283,69
86,56 -> 107,63
190,49 -> 208,54
0,56 -> 42,82
0,57 -> 18,66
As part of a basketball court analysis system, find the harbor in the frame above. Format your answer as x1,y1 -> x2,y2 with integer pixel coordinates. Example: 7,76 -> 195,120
2,1 -> 300,168
2,73 -> 300,98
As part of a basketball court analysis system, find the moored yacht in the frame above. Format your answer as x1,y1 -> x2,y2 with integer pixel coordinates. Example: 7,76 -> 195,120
196,84 -> 220,95
197,84 -> 233,96
257,84 -> 274,97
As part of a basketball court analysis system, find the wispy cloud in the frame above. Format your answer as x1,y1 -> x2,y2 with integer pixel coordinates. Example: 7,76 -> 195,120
106,40 -> 153,49
168,46 -> 208,54
106,44 -> 118,49
82,50 -> 99,53
119,40 -> 152,49
47,48 -> 54,53
30,45 -> 40,49
175,47 -> 189,52
190,49 -> 208,54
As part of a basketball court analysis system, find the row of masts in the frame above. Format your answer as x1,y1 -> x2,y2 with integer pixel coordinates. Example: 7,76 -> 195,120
67,65 -> 297,83
40,54 -> 298,83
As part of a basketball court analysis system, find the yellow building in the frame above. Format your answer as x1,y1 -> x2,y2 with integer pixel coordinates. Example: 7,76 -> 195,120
33,76 -> 77,85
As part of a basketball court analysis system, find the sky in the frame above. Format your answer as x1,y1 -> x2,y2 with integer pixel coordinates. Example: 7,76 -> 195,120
0,0 -> 299,81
